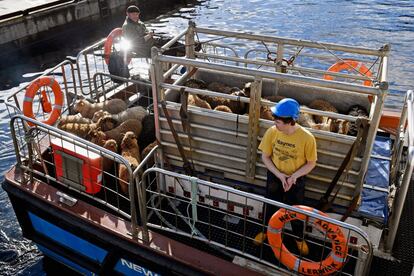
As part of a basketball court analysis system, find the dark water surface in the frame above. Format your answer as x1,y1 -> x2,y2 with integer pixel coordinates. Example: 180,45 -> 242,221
1,0 -> 413,274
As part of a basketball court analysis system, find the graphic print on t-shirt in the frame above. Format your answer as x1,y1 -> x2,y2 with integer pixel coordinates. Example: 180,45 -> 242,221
273,139 -> 298,162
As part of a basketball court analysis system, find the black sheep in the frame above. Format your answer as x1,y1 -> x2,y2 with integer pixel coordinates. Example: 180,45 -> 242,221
138,114 -> 156,152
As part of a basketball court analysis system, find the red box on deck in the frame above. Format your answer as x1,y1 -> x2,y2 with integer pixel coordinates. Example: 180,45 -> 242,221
51,137 -> 102,194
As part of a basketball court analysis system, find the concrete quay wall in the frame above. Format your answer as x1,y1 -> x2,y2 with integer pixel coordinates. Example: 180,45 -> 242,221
1,0 -> 126,47
0,0 -> 188,48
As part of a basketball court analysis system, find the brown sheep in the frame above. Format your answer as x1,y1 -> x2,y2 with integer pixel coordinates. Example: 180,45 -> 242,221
260,106 -> 274,120
243,97 -> 274,120
298,109 -> 317,129
60,117 -> 118,139
59,123 -> 95,139
298,108 -> 350,134
184,79 -> 208,89
73,98 -> 127,119
214,105 -> 233,113
87,119 -> 143,146
87,129 -> 107,147
121,131 -> 141,162
94,117 -> 118,132
102,139 -> 118,172
141,140 -> 159,162
309,99 -> 338,124
259,99 -> 274,120
91,110 -> 110,123
200,89 -> 247,114
92,106 -> 148,124
311,119 -> 350,134
188,94 -> 212,109
227,90 -> 247,114
118,131 -> 141,195
118,155 -> 138,195
207,82 -> 234,94
264,95 -> 286,103
329,119 -> 350,135
58,113 -> 92,127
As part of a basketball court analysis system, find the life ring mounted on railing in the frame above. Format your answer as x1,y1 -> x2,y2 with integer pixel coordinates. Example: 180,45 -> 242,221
23,76 -> 64,127
104,28 -> 132,65
267,205 -> 348,276
323,59 -> 373,87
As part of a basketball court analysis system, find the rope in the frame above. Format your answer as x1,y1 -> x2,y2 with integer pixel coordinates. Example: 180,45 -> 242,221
148,192 -> 234,258
314,41 -> 377,81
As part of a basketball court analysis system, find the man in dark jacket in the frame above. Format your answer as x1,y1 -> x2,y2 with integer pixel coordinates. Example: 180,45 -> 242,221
122,5 -> 155,58
122,5 -> 199,58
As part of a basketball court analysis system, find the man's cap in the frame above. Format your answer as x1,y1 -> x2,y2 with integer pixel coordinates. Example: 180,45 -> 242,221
126,5 -> 140,13
270,98 -> 300,120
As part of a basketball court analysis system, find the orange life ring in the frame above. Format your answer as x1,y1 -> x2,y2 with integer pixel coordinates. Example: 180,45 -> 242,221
267,205 -> 348,276
23,76 -> 64,127
324,59 -> 373,87
104,28 -> 132,65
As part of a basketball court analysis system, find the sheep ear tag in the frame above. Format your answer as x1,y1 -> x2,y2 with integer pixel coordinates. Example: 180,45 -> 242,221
40,90 -> 52,113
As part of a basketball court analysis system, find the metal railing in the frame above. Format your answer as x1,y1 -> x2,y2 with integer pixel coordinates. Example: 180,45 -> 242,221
138,167 -> 373,275
9,114 -> 139,225
5,60 -> 77,121
385,90 -> 414,252
193,25 -> 388,87
92,72 -> 153,105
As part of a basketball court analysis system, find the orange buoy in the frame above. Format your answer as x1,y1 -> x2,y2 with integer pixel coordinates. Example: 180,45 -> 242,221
23,76 -> 63,127
267,205 -> 348,276
104,28 -> 131,65
324,59 -> 373,87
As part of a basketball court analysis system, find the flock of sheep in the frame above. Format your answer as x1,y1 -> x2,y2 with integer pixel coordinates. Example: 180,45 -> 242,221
184,79 -> 368,135
57,98 -> 156,194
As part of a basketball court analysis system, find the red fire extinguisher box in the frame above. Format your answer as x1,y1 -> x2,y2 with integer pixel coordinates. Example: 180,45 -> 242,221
51,137 -> 102,194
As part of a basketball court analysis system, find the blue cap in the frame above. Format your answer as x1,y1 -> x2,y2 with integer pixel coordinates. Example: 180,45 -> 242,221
270,98 -> 300,120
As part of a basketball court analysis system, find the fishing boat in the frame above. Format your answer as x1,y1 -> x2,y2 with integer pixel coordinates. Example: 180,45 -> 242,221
3,21 -> 413,275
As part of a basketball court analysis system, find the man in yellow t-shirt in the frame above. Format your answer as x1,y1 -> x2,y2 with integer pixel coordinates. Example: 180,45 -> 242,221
255,98 -> 317,256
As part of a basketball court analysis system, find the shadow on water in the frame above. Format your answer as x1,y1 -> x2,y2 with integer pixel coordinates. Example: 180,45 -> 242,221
1,0 -> 414,274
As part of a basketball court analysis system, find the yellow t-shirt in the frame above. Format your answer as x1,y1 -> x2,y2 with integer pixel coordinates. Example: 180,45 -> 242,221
259,125 -> 317,175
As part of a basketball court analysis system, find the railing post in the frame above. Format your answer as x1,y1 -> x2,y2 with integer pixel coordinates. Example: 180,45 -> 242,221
354,245 -> 373,275
246,78 -> 262,181
185,21 -> 196,59
274,43 -> 284,94
138,173 -> 150,243
390,91 -> 409,184
151,47 -> 167,192
385,90 -> 414,252
129,169 -> 139,240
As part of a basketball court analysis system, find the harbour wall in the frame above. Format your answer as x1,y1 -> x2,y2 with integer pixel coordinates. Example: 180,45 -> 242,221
0,0 -> 195,58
